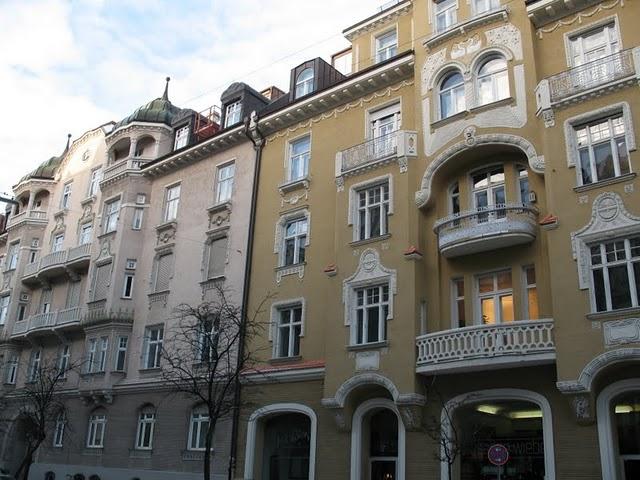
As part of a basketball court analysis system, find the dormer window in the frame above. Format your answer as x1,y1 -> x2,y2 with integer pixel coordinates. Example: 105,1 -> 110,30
295,68 -> 314,98
375,30 -> 397,63
174,126 -> 189,150
225,101 -> 242,127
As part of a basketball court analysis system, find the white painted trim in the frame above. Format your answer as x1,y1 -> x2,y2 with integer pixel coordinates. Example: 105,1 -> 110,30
442,388 -> 556,480
269,297 -> 307,354
350,398 -> 406,480
243,403 -> 317,480
562,14 -> 621,68
596,378 -> 640,480
348,173 -> 394,238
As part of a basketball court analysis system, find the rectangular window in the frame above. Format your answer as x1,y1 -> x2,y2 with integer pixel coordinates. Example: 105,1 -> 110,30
473,0 -> 499,15
518,166 -> 530,204
283,218 -> 307,266
53,414 -> 65,447
52,234 -> 64,252
590,237 -> 640,312
86,414 -> 106,448
79,223 -> 93,245
276,305 -> 302,358
569,22 -> 619,67
0,296 -> 9,325
216,162 -> 235,203
103,198 -> 120,234
143,326 -> 163,369
354,284 -> 389,345
98,336 -> 108,372
225,101 -> 242,127
207,237 -> 228,280
58,345 -> 70,377
163,184 -> 181,222
357,182 -> 390,241
28,349 -> 41,382
370,104 -> 400,158
576,115 -> 630,186
153,253 -> 173,292
132,207 -> 144,230
61,183 -> 72,209
477,271 -> 514,324
288,136 -> 311,181
17,304 -> 27,322
136,411 -> 156,449
28,250 -> 37,264
123,273 -> 135,298
92,263 -> 111,301
524,266 -> 539,320
452,278 -> 466,328
7,243 -> 19,270
114,336 -> 128,371
375,30 -> 397,63
40,289 -> 52,314
174,126 -> 189,150
86,338 -> 97,373
88,168 -> 103,197
435,0 -> 457,33
5,354 -> 18,384
188,410 -> 211,451
197,316 -> 218,363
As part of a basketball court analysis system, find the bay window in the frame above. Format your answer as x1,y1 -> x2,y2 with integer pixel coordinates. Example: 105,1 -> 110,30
590,238 -> 640,312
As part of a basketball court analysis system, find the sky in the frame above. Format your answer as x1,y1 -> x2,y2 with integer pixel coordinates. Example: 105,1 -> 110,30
0,0 -> 379,196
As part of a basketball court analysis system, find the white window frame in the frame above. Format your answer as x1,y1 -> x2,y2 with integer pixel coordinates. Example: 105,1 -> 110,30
282,218 -> 308,267
79,223 -> 93,245
475,270 -> 514,325
174,126 -> 189,150
295,68 -> 315,98
224,100 -> 242,127
58,344 -> 70,378
287,135 -> 311,182
472,0 -> 500,15
53,413 -> 65,447
61,182 -> 72,209
52,234 -> 64,253
122,272 -> 135,299
438,70 -> 466,120
97,336 -> 108,372
135,409 -> 156,450
434,0 -> 457,33
103,198 -> 120,234
86,412 -> 106,448
163,184 -> 181,222
375,29 -> 398,64
86,338 -> 97,373
216,161 -> 235,203
353,284 -> 390,345
114,335 -> 128,371
187,408 -> 211,451
132,207 -> 144,230
566,19 -> 620,68
5,353 -> 18,384
352,179 -> 391,242
451,277 -> 465,328
7,242 -> 19,270
275,209 -> 311,267
88,168 -> 102,197
0,296 -> 9,325
274,303 -> 304,358
17,303 -> 27,322
143,325 -> 164,369
28,348 -> 41,382
475,55 -> 509,106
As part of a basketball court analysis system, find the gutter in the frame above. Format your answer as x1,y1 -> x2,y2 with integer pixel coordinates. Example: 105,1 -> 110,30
228,112 -> 265,480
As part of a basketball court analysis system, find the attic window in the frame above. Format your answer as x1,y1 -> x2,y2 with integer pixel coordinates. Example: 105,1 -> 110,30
295,68 -> 314,98
225,101 -> 242,128
174,126 -> 189,150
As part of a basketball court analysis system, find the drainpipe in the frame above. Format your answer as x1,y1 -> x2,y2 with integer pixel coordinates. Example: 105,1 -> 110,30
229,111 -> 265,480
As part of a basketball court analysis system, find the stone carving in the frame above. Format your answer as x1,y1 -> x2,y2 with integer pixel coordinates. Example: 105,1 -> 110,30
463,126 -> 477,146
604,319 -> 640,347
571,193 -> 640,289
335,176 -> 345,192
275,264 -> 305,284
421,48 -> 447,95
625,184 -> 634,194
281,191 -> 308,208
398,157 -> 408,174
542,109 -> 555,128
156,223 -> 177,245
2,273 -> 11,291
572,395 -> 592,421
98,239 -> 111,260
485,23 -> 523,61
451,35 -> 482,59
355,351 -> 380,371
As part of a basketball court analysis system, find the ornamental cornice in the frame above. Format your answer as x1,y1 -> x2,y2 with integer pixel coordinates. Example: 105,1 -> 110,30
343,1 -> 412,41
105,122 -> 171,146
529,0 -> 623,34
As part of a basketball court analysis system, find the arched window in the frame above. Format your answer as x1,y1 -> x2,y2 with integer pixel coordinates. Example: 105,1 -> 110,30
262,413 -> 311,480
135,405 -> 156,450
476,56 -> 509,106
188,405 -> 211,451
439,71 -> 465,119
295,68 -> 314,98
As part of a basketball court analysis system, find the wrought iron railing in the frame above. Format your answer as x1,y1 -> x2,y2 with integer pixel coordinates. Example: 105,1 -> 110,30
416,319 -> 555,366
340,131 -> 398,173
548,49 -> 635,103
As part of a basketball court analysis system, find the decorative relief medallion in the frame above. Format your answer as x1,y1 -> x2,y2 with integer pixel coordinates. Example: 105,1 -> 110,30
463,126 -> 477,146
451,35 -> 481,59
572,395 -> 592,422
485,23 -> 523,60
156,222 -> 177,245
542,109 -> 555,128
281,191 -> 308,208
98,239 -> 111,260
421,48 -> 447,95
604,319 -> 640,347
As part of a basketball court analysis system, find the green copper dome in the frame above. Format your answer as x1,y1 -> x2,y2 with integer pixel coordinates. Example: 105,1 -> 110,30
113,77 -> 183,130
18,133 -> 71,184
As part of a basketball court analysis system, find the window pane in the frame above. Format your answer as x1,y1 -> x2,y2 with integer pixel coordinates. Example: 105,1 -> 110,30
593,142 -> 615,181
593,269 -> 607,312
481,298 -> 495,324
617,138 -> 630,175
367,307 -> 380,343
478,275 -> 494,293
609,264 -> 632,309
579,148 -> 593,185
497,271 -> 512,290
500,295 -> 514,322
528,288 -> 540,320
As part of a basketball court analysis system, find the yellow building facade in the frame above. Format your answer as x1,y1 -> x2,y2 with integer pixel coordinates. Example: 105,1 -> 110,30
240,1 -> 640,479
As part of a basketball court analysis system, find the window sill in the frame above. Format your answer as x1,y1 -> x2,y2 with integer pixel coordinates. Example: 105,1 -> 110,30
279,177 -> 311,195
347,341 -> 389,352
155,220 -> 177,232
80,371 -> 106,378
97,230 -> 116,240
207,201 -> 232,215
586,306 -> 640,321
129,448 -> 153,459
469,96 -> 514,114
269,355 -> 302,365
573,173 -> 636,193
424,7 -> 509,49
139,367 -> 162,373
81,196 -> 96,207
349,234 -> 391,248
430,110 -> 469,130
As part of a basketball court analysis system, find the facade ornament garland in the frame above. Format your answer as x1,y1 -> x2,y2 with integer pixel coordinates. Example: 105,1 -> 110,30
266,80 -> 414,142
536,0 -> 624,38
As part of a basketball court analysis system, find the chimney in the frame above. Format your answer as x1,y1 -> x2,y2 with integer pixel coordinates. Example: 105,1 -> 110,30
260,86 -> 285,101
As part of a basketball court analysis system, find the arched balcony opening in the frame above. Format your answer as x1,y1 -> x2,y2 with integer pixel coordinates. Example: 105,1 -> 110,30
109,137 -> 131,164
134,135 -> 156,158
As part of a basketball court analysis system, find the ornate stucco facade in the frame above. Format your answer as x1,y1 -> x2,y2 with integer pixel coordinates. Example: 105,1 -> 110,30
0,1 -> 639,479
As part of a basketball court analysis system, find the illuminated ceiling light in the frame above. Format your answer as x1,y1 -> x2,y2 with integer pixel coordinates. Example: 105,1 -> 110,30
476,405 -> 501,415
615,405 -> 633,414
509,410 -> 543,419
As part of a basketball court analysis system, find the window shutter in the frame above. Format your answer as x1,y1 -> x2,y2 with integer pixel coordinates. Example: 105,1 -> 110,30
207,237 -> 228,279
66,281 -> 81,307
93,264 -> 111,301
155,254 -> 173,292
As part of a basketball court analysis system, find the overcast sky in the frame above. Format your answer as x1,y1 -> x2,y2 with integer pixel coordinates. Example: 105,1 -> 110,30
0,0 -> 378,196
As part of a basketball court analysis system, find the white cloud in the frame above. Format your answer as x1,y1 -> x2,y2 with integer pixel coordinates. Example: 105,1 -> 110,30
0,0 -> 377,196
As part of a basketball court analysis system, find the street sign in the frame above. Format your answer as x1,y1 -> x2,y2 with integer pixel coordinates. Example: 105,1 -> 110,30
488,444 -> 509,466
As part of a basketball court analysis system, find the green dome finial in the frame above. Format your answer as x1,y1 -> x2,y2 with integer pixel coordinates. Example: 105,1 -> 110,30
163,76 -> 171,101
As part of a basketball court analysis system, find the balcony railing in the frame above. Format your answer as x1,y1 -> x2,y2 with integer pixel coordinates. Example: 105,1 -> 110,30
434,203 -> 538,258
102,157 -> 151,183
68,243 -> 91,263
6,209 -> 47,228
11,307 -> 84,337
22,244 -> 92,282
40,250 -> 67,270
416,319 -> 555,374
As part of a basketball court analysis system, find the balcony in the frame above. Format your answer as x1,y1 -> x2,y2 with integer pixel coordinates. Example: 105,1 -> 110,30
22,244 -> 92,284
6,209 -> 47,229
335,130 -> 417,184
11,307 -> 84,338
434,203 -> 538,258
416,319 -> 556,374
536,48 -> 639,114
102,157 -> 152,185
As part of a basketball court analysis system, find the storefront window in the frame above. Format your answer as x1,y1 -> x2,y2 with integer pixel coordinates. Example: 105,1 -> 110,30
456,400 -> 545,480
262,413 -> 310,480
613,391 -> 640,479
369,409 -> 398,480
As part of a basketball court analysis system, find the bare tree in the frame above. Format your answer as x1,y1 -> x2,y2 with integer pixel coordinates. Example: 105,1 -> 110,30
0,352 -> 80,480
161,284 -> 268,480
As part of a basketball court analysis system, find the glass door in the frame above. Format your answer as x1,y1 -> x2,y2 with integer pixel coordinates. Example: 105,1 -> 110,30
472,167 -> 506,223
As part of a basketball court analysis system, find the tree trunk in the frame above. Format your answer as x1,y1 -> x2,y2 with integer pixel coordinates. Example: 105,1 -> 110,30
14,447 -> 35,480
203,420 -> 216,480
